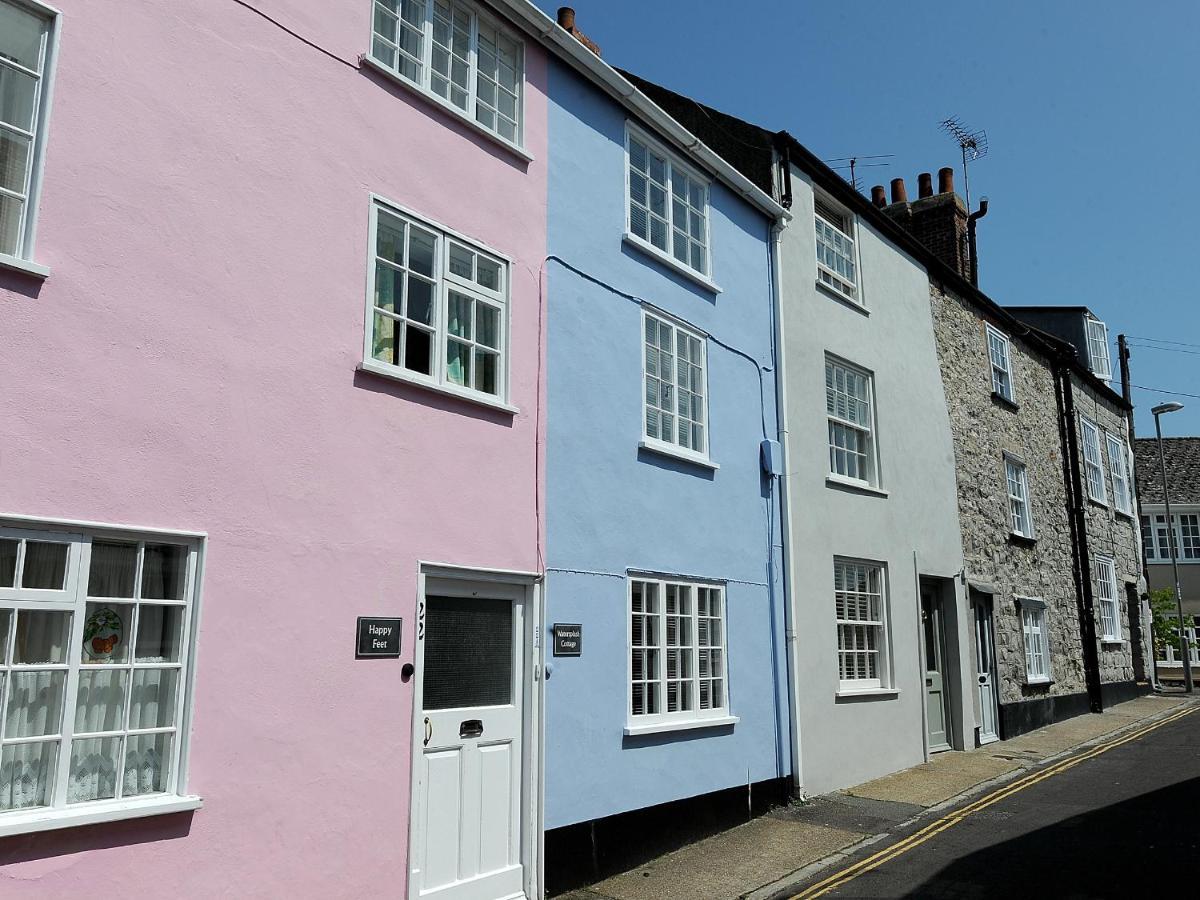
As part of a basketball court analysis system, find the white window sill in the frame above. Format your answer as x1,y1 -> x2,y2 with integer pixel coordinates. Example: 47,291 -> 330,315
1114,508 -> 1136,521
622,233 -> 722,294
826,475 -> 888,497
638,438 -> 719,470
623,714 -> 738,736
835,687 -> 900,700
1101,639 -> 1126,648
0,252 -> 50,278
1025,676 -> 1052,686
0,794 -> 202,838
1087,496 -> 1110,510
359,54 -> 533,164
814,273 -> 865,313
357,359 -> 519,415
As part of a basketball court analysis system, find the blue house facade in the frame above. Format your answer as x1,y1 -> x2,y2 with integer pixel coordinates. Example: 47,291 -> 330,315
542,42 -> 791,880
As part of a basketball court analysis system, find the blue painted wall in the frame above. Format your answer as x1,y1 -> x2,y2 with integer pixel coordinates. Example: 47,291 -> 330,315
544,58 -> 790,830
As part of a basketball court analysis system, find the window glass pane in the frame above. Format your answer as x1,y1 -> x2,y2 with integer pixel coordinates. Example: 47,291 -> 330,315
0,538 -> 16,587
6,670 -> 66,737
124,732 -> 172,796
141,544 -> 187,601
21,540 -> 68,590
0,740 -> 56,811
81,602 -> 131,663
404,325 -> 433,375
476,303 -> 499,349
372,312 -> 399,365
130,668 -> 179,729
475,350 -> 498,395
87,541 -> 138,598
0,192 -> 22,256
476,256 -> 501,291
74,668 -> 128,733
0,64 -> 37,132
422,596 -> 513,711
67,736 -> 121,804
447,291 -> 472,338
0,2 -> 46,72
446,339 -> 471,387
0,609 -> 9,663
135,605 -> 184,663
0,129 -> 30,195
13,609 -> 69,663
448,243 -> 474,279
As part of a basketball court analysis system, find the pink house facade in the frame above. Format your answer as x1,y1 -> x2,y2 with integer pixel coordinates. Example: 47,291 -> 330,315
0,1 -> 547,897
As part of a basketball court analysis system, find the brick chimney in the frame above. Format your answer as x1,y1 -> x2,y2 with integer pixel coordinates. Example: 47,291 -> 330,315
557,7 -> 601,56
874,166 -> 970,280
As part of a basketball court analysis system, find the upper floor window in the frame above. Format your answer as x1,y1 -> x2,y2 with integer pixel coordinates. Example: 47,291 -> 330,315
1142,512 -> 1200,561
364,199 -> 510,405
0,523 -> 201,827
834,559 -> 889,691
642,310 -> 708,460
369,0 -> 523,146
826,357 -> 877,487
626,127 -> 710,278
814,199 -> 858,302
629,577 -> 728,729
1006,456 -> 1034,538
986,324 -> 1015,403
1085,317 -> 1111,383
1106,433 -> 1133,516
0,0 -> 58,269
1080,417 -> 1108,505
1095,555 -> 1121,642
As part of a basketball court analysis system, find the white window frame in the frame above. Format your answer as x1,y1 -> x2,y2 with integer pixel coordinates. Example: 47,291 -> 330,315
1080,417 -> 1108,505
0,0 -> 61,277
1144,511 -> 1200,562
834,559 -> 890,692
1085,317 -> 1112,383
364,0 -> 526,155
361,196 -> 515,413
640,308 -> 711,465
626,575 -> 734,735
1005,455 -> 1034,538
1105,433 -> 1133,516
1019,600 -> 1050,684
825,356 -> 880,488
0,517 -> 203,837
1095,555 -> 1122,643
623,123 -> 714,287
986,324 -> 1016,403
813,196 -> 860,304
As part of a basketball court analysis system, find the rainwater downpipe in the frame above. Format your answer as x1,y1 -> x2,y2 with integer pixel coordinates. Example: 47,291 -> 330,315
967,198 -> 989,287
769,215 -> 804,797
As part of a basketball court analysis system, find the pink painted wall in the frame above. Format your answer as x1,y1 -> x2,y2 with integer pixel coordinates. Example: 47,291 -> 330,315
0,1 -> 547,895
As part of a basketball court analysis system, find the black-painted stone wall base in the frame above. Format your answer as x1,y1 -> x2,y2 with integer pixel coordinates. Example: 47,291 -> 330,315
999,691 -> 1092,739
1100,679 -> 1150,708
544,776 -> 792,896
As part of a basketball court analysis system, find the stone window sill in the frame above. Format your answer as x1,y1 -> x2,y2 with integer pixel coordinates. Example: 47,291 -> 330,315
991,391 -> 1019,411
1007,532 -> 1037,547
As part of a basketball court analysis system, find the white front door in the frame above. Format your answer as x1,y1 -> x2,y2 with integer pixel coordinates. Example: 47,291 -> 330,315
974,599 -> 1000,744
411,582 -> 527,900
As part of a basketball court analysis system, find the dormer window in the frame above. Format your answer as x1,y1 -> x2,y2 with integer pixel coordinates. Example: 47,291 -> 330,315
1085,316 -> 1111,383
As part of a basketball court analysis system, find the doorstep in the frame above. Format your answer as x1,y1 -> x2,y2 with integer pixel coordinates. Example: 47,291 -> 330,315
552,693 -> 1197,900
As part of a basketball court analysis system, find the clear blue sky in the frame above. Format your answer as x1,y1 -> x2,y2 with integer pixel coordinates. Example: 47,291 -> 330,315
535,0 -> 1200,438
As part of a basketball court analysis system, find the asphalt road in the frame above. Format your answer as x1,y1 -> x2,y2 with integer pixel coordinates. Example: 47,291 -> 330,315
800,707 -> 1200,899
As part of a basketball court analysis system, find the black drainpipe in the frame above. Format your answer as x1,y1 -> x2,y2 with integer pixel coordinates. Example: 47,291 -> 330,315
1055,357 -> 1104,712
967,198 -> 989,287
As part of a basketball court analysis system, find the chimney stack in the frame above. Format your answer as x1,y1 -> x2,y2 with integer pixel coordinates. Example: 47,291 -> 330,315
879,167 -> 970,281
938,167 -> 954,194
890,178 -> 908,204
556,7 -> 601,56
917,172 -> 933,199
871,185 -> 887,208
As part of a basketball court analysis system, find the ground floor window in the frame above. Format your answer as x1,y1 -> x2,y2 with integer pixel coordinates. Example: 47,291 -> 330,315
834,559 -> 889,690
1019,599 -> 1050,683
629,576 -> 727,726
0,523 -> 200,818
1095,556 -> 1122,642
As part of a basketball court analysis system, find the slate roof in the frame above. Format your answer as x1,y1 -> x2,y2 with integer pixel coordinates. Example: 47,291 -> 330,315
1134,437 -> 1200,504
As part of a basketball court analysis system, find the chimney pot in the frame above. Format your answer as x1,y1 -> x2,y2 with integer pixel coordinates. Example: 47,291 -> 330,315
890,177 -> 908,204
917,172 -> 933,199
871,185 -> 887,208
938,167 -> 954,194
557,7 -> 575,29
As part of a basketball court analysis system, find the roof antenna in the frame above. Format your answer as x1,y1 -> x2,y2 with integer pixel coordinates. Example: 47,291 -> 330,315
824,154 -> 894,194
939,116 -> 988,211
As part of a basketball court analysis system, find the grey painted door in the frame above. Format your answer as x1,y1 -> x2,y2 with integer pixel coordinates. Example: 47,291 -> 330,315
921,586 -> 951,752
973,599 -> 1000,744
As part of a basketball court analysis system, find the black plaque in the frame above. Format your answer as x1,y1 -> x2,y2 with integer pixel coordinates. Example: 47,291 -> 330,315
552,623 -> 582,657
357,617 -> 402,658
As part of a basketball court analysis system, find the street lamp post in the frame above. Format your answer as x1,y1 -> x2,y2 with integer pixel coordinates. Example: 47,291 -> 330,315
1152,401 -> 1193,693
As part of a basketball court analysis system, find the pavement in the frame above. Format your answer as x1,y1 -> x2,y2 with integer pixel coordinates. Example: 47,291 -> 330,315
554,692 -> 1195,900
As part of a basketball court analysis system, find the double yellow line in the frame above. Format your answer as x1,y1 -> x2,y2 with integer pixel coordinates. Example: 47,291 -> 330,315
789,705 -> 1197,899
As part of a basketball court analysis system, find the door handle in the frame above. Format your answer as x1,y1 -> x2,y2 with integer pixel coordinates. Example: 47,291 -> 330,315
459,719 -> 484,739
423,717 -> 432,747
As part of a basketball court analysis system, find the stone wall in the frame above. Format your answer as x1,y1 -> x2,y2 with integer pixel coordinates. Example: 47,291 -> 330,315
929,279 -> 1089,707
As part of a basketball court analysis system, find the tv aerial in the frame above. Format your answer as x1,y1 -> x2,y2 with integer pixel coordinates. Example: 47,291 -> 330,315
939,116 -> 988,211
824,155 -> 894,194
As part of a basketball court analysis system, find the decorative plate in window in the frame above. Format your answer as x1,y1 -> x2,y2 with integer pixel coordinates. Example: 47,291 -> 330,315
83,606 -> 123,661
